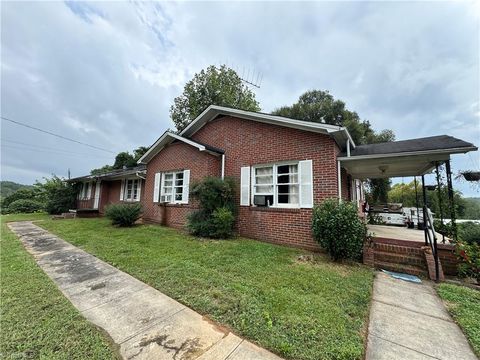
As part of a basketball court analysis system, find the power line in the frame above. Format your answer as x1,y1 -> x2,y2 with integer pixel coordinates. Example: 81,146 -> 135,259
1,139 -> 113,158
1,144 -> 112,160
1,116 -> 115,153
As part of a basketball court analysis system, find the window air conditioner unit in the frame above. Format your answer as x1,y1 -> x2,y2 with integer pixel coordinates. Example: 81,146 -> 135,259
254,195 -> 273,207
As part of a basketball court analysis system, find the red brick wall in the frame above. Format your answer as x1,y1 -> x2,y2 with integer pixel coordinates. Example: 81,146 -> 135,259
142,141 -> 221,226
97,179 -> 145,213
189,116 -> 340,250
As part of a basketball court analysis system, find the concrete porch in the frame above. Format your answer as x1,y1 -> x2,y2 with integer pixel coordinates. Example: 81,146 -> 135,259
367,224 -> 450,244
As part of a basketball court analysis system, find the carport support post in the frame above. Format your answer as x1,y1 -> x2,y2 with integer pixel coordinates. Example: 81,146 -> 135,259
414,177 -> 420,227
435,162 -> 446,243
445,160 -> 457,242
421,175 -> 428,246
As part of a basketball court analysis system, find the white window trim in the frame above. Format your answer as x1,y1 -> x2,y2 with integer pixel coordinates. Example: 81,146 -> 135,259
160,170 -> 189,204
251,161 -> 301,209
122,178 -> 142,202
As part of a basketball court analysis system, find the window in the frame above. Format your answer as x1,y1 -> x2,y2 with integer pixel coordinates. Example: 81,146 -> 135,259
161,171 -> 186,203
79,182 -> 91,200
123,179 -> 141,201
253,163 -> 299,207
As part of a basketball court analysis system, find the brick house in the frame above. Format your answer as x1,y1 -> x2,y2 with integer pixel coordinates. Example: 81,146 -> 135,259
71,105 -> 476,252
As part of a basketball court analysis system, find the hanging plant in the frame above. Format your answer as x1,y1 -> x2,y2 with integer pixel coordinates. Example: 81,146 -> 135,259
461,171 -> 480,182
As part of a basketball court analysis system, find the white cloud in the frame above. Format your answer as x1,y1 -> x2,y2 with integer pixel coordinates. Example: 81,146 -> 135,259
1,1 -> 478,196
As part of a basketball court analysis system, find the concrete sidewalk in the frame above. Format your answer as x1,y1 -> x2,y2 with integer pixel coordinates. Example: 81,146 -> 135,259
8,221 -> 282,360
366,272 -> 477,360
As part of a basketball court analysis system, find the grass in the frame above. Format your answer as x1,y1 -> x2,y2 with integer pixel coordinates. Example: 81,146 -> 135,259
437,283 -> 480,357
0,213 -> 118,359
35,217 -> 374,360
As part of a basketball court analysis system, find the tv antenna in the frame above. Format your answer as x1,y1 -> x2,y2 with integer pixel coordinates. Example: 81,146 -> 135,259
224,61 -> 263,89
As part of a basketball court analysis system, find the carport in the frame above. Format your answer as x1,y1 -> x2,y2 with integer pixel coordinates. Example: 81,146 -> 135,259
337,135 -> 478,281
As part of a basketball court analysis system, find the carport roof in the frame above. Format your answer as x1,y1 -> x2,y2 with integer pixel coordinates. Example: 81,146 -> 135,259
340,135 -> 476,158
338,135 -> 477,179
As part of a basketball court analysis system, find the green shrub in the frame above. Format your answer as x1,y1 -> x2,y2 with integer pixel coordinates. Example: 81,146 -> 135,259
455,241 -> 480,283
187,177 -> 236,239
35,176 -> 78,214
7,199 -> 44,213
312,198 -> 367,261
2,188 -> 38,207
105,203 -> 142,227
458,222 -> 480,245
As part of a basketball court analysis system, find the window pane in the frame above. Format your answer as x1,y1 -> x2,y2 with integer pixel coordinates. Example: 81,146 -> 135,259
176,172 -> 183,180
278,174 -> 298,184
164,180 -> 173,187
277,185 -> 299,204
255,167 -> 273,176
255,185 -> 274,194
175,193 -> 182,201
165,174 -> 173,180
277,164 -> 298,174
175,179 -> 184,186
255,175 -> 273,185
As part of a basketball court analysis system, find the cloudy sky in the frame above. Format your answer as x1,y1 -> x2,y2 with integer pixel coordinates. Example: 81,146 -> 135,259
1,1 -> 479,196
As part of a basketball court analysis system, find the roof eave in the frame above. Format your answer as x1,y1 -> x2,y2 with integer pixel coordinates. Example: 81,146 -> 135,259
180,105 -> 355,150
138,131 -> 223,164
338,146 -> 478,161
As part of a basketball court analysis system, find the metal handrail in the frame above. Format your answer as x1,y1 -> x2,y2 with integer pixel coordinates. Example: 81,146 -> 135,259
423,206 -> 440,281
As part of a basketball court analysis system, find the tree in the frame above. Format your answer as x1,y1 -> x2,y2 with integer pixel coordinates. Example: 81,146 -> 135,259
170,65 -> 261,132
364,130 -> 396,204
272,90 -> 378,145
387,180 -> 467,219
34,175 -> 78,214
90,146 -> 148,175
273,89 -> 395,203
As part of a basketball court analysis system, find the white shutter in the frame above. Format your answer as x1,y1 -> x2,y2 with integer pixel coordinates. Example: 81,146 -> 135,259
86,182 -> 92,199
93,181 -> 101,209
299,160 -> 313,208
240,166 -> 251,206
153,173 -> 161,202
182,170 -> 190,204
120,179 -> 125,201
136,179 -> 142,201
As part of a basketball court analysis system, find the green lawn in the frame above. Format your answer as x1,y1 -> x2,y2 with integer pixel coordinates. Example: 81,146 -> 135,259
437,283 -> 480,357
35,217 -> 373,360
0,213 -> 118,359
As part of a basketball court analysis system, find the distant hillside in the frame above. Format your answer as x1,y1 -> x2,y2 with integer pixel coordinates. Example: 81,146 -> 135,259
0,181 -> 33,199
463,197 -> 480,220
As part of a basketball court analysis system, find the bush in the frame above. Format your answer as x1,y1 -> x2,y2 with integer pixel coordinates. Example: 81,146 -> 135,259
458,222 -> 480,245
2,188 -> 38,207
455,241 -> 480,283
312,199 -> 367,261
35,176 -> 78,214
187,177 -> 236,239
105,203 -> 142,227
7,199 -> 44,213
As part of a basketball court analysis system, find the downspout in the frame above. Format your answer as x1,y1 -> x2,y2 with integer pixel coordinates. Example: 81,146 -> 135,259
221,154 -> 225,180
337,160 -> 342,201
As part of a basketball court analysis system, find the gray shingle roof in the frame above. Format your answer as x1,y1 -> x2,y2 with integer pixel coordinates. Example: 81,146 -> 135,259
343,135 -> 476,157
69,164 -> 146,182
